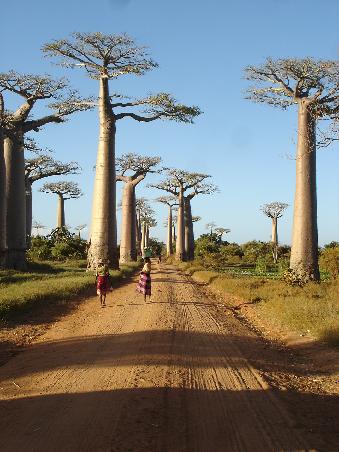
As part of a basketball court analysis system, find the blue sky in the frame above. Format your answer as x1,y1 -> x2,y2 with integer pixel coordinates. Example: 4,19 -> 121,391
1,0 -> 338,245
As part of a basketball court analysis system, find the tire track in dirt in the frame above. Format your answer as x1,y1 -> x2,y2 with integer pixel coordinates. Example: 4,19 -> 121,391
0,263 -> 322,451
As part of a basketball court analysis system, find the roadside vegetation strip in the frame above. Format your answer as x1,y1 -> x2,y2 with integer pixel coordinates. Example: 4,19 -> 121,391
175,262 -> 339,347
0,261 -> 140,319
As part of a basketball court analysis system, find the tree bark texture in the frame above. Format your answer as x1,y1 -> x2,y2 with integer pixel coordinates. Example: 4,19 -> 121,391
25,180 -> 32,247
141,222 -> 146,255
119,182 -> 137,263
57,194 -> 65,228
0,125 -> 6,266
184,197 -> 194,261
4,132 -> 27,269
88,77 -> 118,269
176,188 -> 186,261
271,217 -> 278,264
167,206 -> 173,256
290,101 -> 319,280
146,226 -> 149,248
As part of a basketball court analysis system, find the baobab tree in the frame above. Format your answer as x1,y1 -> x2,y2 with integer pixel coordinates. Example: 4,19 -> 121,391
0,93 -> 6,266
40,181 -> 83,228
32,220 -> 46,236
135,197 -> 149,255
150,169 -> 216,261
215,227 -> 231,240
156,195 -> 178,256
245,58 -> 339,280
206,222 -> 217,236
116,153 -> 161,263
43,32 -> 201,269
261,202 -> 288,263
75,224 -> 87,238
25,147 -> 80,244
0,71 -> 90,269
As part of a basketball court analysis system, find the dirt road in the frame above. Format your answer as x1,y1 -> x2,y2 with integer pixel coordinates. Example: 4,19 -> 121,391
0,263 -> 336,451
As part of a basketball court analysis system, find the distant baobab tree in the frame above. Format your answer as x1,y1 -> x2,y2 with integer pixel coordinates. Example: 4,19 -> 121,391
0,72 -> 90,269
261,202 -> 288,263
75,224 -> 87,238
25,143 -> 80,244
245,57 -> 339,280
215,227 -> 231,240
156,195 -> 178,257
116,153 -> 161,263
32,220 -> 46,236
43,32 -> 201,269
150,169 -> 216,261
206,222 -> 216,235
40,181 -> 83,228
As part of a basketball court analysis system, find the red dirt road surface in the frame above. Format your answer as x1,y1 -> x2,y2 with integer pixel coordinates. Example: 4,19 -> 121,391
0,263 -> 337,451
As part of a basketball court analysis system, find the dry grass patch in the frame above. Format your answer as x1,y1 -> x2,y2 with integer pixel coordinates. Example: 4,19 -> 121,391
0,261 -> 140,319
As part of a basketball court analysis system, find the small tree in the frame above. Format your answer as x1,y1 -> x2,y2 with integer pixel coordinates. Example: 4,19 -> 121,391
215,227 -> 231,240
116,153 -> 161,262
40,181 -> 83,228
43,32 -> 201,269
206,222 -> 216,236
261,202 -> 288,263
74,224 -> 87,238
245,57 -> 338,280
32,220 -> 46,236
25,144 -> 80,244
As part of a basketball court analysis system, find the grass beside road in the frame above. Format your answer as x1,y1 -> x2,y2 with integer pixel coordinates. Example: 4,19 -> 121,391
0,260 -> 140,319
176,261 -> 339,347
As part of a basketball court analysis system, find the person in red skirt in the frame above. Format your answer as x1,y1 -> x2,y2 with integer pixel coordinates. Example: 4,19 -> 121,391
95,260 -> 110,307
137,257 -> 152,302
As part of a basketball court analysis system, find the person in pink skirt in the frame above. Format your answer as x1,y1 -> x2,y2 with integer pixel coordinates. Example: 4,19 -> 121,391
137,257 -> 152,302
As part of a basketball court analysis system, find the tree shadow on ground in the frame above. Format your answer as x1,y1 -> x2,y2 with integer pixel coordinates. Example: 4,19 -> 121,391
0,330 -> 334,381
0,387 -> 336,451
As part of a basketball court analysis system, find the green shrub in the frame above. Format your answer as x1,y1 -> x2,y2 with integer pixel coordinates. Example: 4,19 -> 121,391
319,246 -> 339,279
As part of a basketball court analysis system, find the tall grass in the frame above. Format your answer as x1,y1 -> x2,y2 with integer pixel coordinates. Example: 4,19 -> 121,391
0,261 -> 140,319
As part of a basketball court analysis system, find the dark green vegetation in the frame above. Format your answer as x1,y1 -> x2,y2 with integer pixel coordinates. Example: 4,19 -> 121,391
0,259 -> 139,319
27,227 -> 87,261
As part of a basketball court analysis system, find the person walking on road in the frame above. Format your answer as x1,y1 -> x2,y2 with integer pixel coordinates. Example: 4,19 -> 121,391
137,257 -> 152,302
95,260 -> 110,307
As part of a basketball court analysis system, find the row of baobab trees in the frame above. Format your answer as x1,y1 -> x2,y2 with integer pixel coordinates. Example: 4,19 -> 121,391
0,31 -> 338,281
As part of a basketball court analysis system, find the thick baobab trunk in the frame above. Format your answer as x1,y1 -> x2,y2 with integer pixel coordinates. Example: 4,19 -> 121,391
88,77 -> 118,269
271,217 -> 278,263
173,223 -> 176,244
184,197 -> 194,261
135,213 -> 140,256
146,225 -> 149,247
0,122 -> 6,266
119,182 -> 137,263
4,132 -> 27,269
176,188 -> 186,261
141,221 -> 146,255
167,206 -> 173,256
25,179 -> 33,247
57,194 -> 65,228
290,101 -> 319,280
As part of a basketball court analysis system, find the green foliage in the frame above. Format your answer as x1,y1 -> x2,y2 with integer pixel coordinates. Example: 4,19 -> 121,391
27,227 -> 87,261
255,257 -> 268,274
147,237 -> 165,257
195,233 -> 222,256
319,246 -> 339,279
